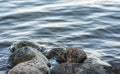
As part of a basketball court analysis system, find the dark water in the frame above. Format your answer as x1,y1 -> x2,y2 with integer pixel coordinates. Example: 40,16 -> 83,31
0,0 -> 120,73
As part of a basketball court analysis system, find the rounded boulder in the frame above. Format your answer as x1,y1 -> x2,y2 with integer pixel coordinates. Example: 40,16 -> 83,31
7,46 -> 49,67
57,48 -> 87,63
8,60 -> 50,74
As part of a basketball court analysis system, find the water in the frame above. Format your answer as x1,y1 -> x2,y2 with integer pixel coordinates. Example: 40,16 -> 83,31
0,0 -> 120,72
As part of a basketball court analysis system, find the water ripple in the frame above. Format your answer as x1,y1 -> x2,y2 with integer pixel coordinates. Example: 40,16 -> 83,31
0,0 -> 120,72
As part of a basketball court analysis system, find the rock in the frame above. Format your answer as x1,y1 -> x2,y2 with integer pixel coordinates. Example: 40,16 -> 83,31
57,48 -> 87,63
9,40 -> 45,53
51,63 -> 107,74
7,46 -> 50,67
104,66 -> 120,74
51,57 -> 119,74
8,60 -> 50,74
46,47 -> 65,59
83,57 -> 111,66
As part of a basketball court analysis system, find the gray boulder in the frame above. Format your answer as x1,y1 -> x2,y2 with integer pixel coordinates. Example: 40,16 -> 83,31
9,40 -> 45,53
7,46 -> 50,67
46,47 -> 65,59
104,66 -> 120,74
8,60 -> 50,74
51,63 -> 107,74
57,48 -> 87,63
83,57 -> 111,66
51,57 -> 120,74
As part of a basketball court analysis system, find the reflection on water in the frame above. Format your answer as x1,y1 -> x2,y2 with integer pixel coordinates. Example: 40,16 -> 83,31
0,0 -> 120,72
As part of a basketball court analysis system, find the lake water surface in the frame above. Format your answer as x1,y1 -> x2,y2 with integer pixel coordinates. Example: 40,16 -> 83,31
0,0 -> 120,73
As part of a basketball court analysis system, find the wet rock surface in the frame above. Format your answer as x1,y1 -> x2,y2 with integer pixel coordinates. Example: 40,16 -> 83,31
8,60 -> 50,74
7,46 -> 49,67
46,47 -> 65,59
104,66 -> 120,74
51,63 -> 106,74
51,63 -> 120,74
57,48 -> 87,63
9,40 -> 44,53
83,57 -> 111,66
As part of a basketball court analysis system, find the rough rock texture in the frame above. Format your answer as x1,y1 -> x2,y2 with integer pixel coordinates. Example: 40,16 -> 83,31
51,56 -> 120,74
46,47 -> 65,59
51,63 -> 107,74
83,57 -> 111,66
7,46 -> 49,67
8,60 -> 50,74
57,48 -> 87,63
9,40 -> 45,53
104,66 -> 120,74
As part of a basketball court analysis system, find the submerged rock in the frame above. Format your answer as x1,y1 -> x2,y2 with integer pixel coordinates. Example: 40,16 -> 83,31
7,46 -> 49,67
46,47 -> 65,59
9,40 -> 45,53
8,60 -> 50,74
51,63 -> 107,74
57,48 -> 87,63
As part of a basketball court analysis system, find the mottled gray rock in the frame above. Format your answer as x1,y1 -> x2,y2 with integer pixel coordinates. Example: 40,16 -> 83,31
104,66 -> 120,74
83,57 -> 111,66
7,46 -> 50,67
9,40 -> 45,53
46,47 -> 65,59
51,63 -> 107,74
8,60 -> 50,74
57,48 -> 87,63
51,57 -> 120,74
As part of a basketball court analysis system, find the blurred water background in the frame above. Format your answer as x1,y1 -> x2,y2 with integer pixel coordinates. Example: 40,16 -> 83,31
0,0 -> 120,73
